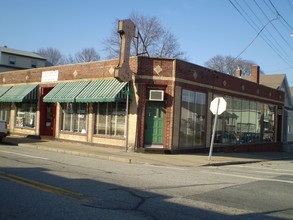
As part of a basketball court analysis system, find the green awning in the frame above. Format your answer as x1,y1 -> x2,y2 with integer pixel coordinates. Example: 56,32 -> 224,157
43,79 -> 128,103
0,86 -> 12,97
43,81 -> 90,103
75,79 -> 128,102
0,84 -> 38,102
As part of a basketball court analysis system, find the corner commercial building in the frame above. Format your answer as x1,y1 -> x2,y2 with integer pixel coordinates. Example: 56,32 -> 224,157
0,56 -> 285,153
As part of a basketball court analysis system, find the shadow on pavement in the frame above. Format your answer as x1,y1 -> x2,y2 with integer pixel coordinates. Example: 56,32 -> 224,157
0,166 -> 288,220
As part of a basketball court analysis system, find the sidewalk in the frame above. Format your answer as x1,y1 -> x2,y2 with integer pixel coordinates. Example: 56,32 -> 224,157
3,135 -> 293,167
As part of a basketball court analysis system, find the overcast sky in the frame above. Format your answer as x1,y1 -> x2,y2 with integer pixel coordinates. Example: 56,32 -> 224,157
1,0 -> 293,84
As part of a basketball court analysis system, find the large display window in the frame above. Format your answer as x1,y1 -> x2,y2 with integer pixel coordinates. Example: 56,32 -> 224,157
213,95 -> 275,145
179,90 -> 206,148
95,102 -> 126,137
15,103 -> 36,128
61,103 -> 88,133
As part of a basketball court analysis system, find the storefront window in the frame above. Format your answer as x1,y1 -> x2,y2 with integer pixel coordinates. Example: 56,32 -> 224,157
0,103 -> 10,124
179,90 -> 206,148
15,103 -> 36,128
95,102 -> 126,137
212,95 -> 276,145
61,103 -> 88,133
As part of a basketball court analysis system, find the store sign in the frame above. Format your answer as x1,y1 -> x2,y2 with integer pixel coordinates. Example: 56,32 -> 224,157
41,70 -> 59,82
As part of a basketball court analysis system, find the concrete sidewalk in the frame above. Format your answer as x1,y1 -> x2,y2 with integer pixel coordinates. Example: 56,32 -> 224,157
3,135 -> 293,167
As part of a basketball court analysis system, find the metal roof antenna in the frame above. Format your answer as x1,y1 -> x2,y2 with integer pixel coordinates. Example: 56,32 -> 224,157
114,19 -> 136,82
135,30 -> 150,57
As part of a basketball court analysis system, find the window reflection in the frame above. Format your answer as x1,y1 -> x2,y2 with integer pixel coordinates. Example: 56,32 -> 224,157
16,103 -> 36,128
180,90 -> 206,148
213,95 -> 275,145
95,102 -> 126,137
61,103 -> 88,133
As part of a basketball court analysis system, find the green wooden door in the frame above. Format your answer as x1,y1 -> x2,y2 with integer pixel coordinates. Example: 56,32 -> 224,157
144,101 -> 165,145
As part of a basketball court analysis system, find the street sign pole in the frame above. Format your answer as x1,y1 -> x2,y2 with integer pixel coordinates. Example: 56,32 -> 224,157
123,89 -> 134,152
125,90 -> 129,152
208,98 -> 220,160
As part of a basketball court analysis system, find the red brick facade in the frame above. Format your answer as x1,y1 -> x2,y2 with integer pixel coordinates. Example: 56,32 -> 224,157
0,56 -> 285,152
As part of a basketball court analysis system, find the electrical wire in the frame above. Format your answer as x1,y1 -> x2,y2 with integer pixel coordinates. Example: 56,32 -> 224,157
254,0 -> 293,53
234,17 -> 278,60
268,0 -> 293,32
228,0 -> 293,68
288,0 -> 293,11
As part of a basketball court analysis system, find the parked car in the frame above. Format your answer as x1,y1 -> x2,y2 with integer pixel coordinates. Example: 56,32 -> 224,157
239,132 -> 260,144
214,132 -> 237,144
0,120 -> 7,142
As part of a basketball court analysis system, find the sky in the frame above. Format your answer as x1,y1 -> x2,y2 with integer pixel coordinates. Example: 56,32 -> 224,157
1,0 -> 293,85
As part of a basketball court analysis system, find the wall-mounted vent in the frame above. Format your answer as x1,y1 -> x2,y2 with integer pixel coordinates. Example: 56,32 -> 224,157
149,90 -> 164,101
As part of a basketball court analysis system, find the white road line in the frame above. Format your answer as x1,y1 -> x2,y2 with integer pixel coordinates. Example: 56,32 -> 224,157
202,171 -> 293,184
0,150 -> 48,160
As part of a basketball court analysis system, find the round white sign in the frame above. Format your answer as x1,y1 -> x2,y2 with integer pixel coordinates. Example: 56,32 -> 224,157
210,97 -> 227,115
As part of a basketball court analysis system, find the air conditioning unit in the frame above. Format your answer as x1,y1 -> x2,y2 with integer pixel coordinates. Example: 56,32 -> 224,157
149,90 -> 164,101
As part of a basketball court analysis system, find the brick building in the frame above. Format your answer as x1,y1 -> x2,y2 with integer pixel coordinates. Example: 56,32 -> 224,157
0,56 -> 285,153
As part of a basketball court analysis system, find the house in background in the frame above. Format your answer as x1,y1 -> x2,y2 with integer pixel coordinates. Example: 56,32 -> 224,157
242,73 -> 293,152
0,46 -> 46,72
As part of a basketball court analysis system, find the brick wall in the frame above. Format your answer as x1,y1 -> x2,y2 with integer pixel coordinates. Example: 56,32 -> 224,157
0,59 -> 125,85
175,60 -> 284,106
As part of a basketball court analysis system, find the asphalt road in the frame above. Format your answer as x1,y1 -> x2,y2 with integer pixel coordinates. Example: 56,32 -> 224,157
0,143 -> 292,219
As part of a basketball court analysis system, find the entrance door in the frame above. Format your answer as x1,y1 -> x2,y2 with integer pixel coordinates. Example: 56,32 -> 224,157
144,101 -> 165,146
40,88 -> 56,136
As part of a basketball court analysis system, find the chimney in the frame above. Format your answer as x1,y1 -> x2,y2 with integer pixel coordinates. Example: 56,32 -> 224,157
236,66 -> 242,78
251,65 -> 260,84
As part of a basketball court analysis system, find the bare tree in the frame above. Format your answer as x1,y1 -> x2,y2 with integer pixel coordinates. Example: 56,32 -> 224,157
36,47 -> 64,66
204,55 -> 262,76
74,48 -> 100,63
103,13 -> 185,59
63,54 -> 75,64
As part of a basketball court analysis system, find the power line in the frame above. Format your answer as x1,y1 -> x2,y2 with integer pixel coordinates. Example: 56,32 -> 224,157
234,17 -> 277,60
288,0 -> 293,11
254,0 -> 293,52
248,0 -> 293,62
228,0 -> 293,68
268,0 -> 293,32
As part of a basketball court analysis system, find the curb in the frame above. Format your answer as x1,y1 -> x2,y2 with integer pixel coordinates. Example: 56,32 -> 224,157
6,140 -> 292,167
202,160 -> 266,167
17,143 -> 136,164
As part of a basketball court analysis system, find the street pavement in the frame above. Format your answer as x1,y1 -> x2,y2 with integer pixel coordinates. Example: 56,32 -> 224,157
2,135 -> 293,167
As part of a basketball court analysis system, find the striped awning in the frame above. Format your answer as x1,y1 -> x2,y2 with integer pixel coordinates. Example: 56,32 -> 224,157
75,79 -> 128,102
0,86 -> 12,97
43,79 -> 128,103
43,81 -> 90,103
0,84 -> 38,102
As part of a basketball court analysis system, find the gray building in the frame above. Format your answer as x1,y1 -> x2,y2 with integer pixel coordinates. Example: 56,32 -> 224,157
0,46 -> 46,72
